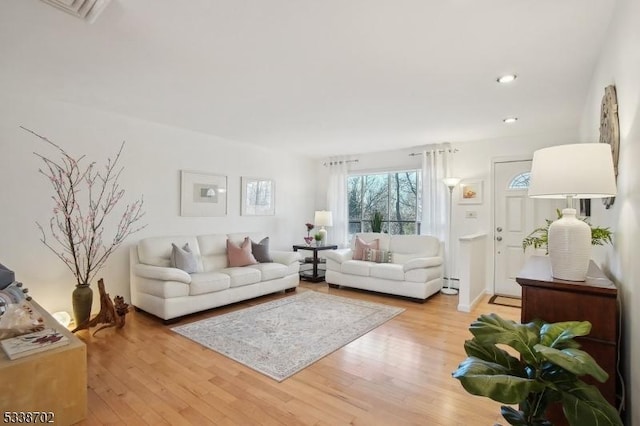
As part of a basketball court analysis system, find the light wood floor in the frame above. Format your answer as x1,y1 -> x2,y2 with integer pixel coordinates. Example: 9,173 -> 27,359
75,283 -> 520,425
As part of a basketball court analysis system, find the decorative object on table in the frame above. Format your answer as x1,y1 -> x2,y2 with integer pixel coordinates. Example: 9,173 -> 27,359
313,232 -> 323,246
0,263 -> 16,290
304,222 -> 314,245
452,313 -> 622,426
241,177 -> 275,215
599,85 -> 620,209
370,211 -> 384,233
25,127 -> 146,329
522,209 -> 613,254
528,143 -> 616,281
314,210 -> 333,244
1,326 -> 69,360
458,179 -> 483,204
0,300 -> 44,339
172,291 -> 403,381
72,279 -> 129,335
0,281 -> 30,311
180,170 -> 227,217
442,177 -> 461,295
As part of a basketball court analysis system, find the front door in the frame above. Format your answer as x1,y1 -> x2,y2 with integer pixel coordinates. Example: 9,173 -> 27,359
493,160 -> 562,297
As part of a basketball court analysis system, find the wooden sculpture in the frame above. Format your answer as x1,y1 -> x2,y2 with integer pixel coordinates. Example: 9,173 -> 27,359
72,278 -> 129,335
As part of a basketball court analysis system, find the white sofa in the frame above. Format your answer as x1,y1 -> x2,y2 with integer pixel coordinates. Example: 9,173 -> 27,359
324,233 -> 444,301
129,232 -> 300,322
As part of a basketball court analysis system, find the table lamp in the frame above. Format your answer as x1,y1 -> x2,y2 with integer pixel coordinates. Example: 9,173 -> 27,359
528,143 -> 616,281
314,210 -> 333,245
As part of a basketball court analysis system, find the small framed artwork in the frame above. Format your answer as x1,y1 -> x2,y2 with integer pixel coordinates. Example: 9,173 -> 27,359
180,171 -> 227,216
241,177 -> 275,216
459,180 -> 483,204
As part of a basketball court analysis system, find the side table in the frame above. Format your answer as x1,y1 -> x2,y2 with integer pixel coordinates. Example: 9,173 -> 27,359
292,244 -> 338,282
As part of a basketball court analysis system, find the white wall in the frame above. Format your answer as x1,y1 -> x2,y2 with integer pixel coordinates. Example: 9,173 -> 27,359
579,0 -> 640,421
0,96 -> 315,315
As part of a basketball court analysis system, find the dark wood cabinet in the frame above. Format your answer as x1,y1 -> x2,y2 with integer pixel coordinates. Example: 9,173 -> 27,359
516,256 -> 619,425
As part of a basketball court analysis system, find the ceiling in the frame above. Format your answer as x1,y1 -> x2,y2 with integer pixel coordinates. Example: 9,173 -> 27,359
0,0 -> 616,158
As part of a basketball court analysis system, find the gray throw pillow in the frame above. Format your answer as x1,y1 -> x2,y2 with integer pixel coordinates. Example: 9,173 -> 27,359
170,243 -> 198,273
251,237 -> 273,263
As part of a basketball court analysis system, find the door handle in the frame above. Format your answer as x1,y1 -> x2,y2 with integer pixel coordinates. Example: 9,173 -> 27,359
496,236 -> 503,241
496,227 -> 503,232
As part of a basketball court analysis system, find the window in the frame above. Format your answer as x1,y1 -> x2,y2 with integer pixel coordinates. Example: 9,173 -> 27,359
508,172 -> 531,189
348,170 -> 420,237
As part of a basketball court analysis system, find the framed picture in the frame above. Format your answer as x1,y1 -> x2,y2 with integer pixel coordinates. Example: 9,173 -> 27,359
180,171 -> 227,217
459,180 -> 483,204
241,177 -> 275,216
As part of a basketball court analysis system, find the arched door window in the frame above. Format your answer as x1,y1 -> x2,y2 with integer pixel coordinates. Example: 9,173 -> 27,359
508,172 -> 530,189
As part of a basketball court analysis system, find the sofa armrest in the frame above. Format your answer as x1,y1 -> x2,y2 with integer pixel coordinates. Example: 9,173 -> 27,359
324,249 -> 353,264
403,257 -> 443,272
271,250 -> 301,266
133,263 -> 192,284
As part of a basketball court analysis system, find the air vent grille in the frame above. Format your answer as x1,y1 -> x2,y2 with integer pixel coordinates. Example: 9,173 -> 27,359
40,0 -> 111,23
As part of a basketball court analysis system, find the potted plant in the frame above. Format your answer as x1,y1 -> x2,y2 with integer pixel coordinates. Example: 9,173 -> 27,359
370,211 -> 384,233
522,209 -> 613,254
452,313 -> 622,426
27,127 -> 146,328
314,232 -> 323,246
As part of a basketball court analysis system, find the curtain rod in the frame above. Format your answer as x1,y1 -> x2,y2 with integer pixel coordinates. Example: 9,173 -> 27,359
323,159 -> 359,167
408,148 -> 459,157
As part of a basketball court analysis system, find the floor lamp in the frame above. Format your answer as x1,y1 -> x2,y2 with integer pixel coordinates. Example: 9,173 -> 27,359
442,177 -> 461,295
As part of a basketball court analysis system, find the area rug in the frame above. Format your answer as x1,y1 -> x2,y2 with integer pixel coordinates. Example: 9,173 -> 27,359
488,294 -> 522,308
171,291 -> 404,381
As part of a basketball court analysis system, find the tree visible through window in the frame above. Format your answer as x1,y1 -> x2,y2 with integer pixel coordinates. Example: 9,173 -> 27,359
348,170 -> 420,237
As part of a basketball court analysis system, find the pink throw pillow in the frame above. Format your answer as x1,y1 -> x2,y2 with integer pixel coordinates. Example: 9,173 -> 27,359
227,237 -> 258,267
353,236 -> 379,260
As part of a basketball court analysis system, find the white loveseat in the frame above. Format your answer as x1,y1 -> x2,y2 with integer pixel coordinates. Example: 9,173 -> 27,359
324,233 -> 444,301
129,232 -> 300,322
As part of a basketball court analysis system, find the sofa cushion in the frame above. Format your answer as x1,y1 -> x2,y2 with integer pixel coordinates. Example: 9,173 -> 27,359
247,263 -> 288,281
138,236 -> 201,269
353,237 -> 379,260
365,248 -> 393,263
341,260 -> 371,277
251,237 -> 273,263
219,267 -> 261,287
227,237 -> 258,267
403,257 -> 443,271
136,279 -> 189,299
198,234 -> 229,271
369,263 -> 405,281
189,272 -> 231,295
170,243 -> 198,273
352,233 -> 391,251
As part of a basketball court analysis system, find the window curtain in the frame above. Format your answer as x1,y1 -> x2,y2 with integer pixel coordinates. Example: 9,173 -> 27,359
421,144 -> 455,275
326,158 -> 350,248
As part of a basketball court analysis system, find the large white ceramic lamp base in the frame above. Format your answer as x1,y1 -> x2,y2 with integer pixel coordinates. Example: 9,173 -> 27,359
548,208 -> 591,281
318,227 -> 327,245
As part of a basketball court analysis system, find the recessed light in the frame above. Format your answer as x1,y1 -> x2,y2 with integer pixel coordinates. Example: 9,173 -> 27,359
503,117 -> 518,124
497,74 -> 517,84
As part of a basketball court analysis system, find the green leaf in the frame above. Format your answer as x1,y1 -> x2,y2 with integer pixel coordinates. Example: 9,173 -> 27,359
534,346 -> 608,383
539,321 -> 591,349
561,381 -> 623,426
464,339 -> 524,374
500,406 -> 528,426
469,313 -> 540,364
452,357 -> 544,404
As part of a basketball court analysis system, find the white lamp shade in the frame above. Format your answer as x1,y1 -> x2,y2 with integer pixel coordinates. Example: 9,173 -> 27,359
442,177 -> 461,189
314,210 -> 333,227
528,143 -> 617,199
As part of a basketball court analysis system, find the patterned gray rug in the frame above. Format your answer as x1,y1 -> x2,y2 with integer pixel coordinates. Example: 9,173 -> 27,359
172,291 -> 404,381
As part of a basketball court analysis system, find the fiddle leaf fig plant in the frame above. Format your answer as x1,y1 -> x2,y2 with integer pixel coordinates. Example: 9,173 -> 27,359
452,313 -> 622,426
522,209 -> 613,254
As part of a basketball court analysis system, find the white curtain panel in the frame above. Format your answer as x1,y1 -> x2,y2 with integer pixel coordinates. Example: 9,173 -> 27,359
421,144 -> 454,274
326,158 -> 350,248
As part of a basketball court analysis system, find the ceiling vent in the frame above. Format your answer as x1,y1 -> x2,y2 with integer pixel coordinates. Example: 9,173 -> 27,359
40,0 -> 112,23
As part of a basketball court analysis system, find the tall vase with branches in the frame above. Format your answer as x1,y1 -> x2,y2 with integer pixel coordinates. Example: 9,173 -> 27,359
25,127 -> 146,328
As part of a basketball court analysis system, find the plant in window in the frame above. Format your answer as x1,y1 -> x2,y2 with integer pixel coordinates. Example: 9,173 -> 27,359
370,211 -> 384,233
522,209 -> 612,254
